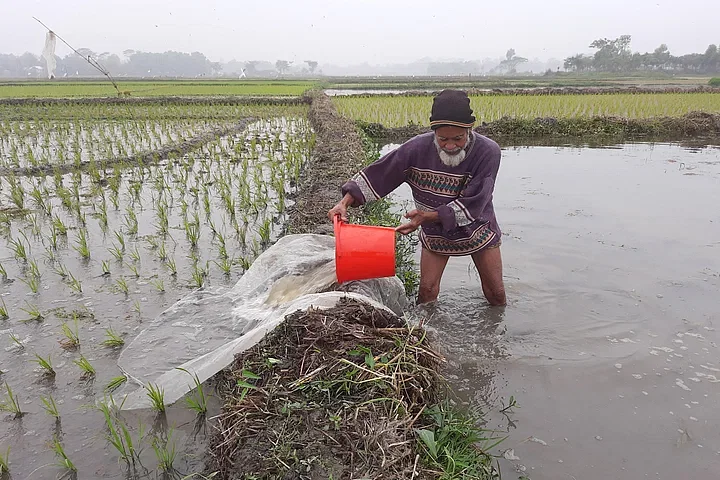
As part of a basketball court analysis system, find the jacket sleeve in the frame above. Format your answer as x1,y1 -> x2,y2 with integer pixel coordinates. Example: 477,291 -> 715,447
341,142 -> 413,206
435,142 -> 501,232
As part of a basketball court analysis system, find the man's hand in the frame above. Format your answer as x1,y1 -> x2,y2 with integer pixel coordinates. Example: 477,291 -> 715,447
328,192 -> 356,222
396,209 -> 439,235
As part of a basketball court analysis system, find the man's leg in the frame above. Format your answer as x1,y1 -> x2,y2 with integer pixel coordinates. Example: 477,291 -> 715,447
417,247 -> 450,304
470,246 -> 507,306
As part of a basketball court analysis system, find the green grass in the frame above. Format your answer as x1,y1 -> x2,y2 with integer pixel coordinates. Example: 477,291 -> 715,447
334,93 -> 720,127
0,445 -> 9,475
0,80 -> 317,98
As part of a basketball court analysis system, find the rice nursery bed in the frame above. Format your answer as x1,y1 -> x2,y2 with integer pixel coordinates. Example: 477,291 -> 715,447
0,103 -> 315,479
333,92 -> 720,127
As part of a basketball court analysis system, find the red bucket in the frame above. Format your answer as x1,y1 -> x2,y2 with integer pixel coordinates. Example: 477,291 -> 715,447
333,216 -> 396,283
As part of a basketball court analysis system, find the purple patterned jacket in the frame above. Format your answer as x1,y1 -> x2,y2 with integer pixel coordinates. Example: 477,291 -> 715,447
341,131 -> 502,256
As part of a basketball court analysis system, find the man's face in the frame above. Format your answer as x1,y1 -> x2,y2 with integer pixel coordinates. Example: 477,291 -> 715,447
434,126 -> 469,155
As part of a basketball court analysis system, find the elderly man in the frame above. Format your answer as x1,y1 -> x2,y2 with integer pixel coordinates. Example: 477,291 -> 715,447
328,89 -> 506,306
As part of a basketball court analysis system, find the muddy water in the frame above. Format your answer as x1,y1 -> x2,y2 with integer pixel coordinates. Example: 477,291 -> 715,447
382,141 -> 720,479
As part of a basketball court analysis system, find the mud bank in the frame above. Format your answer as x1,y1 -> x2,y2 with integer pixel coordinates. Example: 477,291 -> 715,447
357,111 -> 720,144
0,95 -> 310,106
0,119 -> 255,177
284,90 -> 368,235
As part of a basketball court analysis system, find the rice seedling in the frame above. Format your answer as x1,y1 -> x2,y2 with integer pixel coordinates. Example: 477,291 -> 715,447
0,445 -> 9,475
166,256 -> 177,276
59,319 -> 80,350
0,298 -> 8,319
105,375 -> 127,392
51,435 -> 77,473
20,301 -> 43,322
8,333 -> 23,349
102,328 -> 125,348
51,214 -> 68,236
176,367 -> 208,415
33,353 -> 55,376
73,354 -> 96,379
152,428 -> 177,474
66,271 -> 83,294
129,246 -> 141,263
124,208 -> 139,235
0,382 -> 22,417
73,228 -> 90,259
146,383 -> 166,413
151,278 -> 165,292
8,235 -> 27,262
114,230 -> 126,250
127,262 -> 140,278
0,262 -> 6,280
215,257 -> 233,276
101,260 -> 111,276
191,261 -> 207,288
40,394 -> 61,418
115,277 -> 129,295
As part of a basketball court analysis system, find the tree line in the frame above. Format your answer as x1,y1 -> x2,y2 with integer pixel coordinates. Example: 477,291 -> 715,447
1,35 -> 719,79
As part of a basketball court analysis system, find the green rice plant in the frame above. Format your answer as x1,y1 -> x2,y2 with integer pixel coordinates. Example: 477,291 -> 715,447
108,244 -> 124,262
73,354 -> 96,379
97,397 -> 142,467
0,445 -> 9,475
51,214 -> 68,236
0,262 -> 6,280
73,228 -> 90,259
215,257 -> 233,276
166,256 -> 177,276
101,260 -> 111,276
7,175 -> 25,210
9,333 -> 23,349
102,328 -> 125,348
0,382 -> 22,418
115,277 -> 129,295
151,278 -> 165,292
105,375 -> 127,392
176,367 -> 207,415
8,236 -> 27,262
124,208 -> 138,235
157,242 -> 168,261
132,300 -> 141,315
51,435 -> 77,473
32,352 -> 55,376
127,262 -> 139,278
151,428 -> 177,474
20,301 -> 43,322
114,230 -> 126,250
0,298 -> 8,320
40,394 -> 60,418
146,383 -> 166,413
191,261 -> 207,288
129,246 -> 141,263
67,271 -> 83,294
59,319 -> 80,350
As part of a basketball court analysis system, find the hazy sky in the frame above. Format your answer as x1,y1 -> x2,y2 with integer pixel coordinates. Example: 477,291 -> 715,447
2,0 -> 718,65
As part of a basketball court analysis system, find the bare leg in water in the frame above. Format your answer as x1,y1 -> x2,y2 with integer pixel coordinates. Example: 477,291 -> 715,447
417,246 -> 507,306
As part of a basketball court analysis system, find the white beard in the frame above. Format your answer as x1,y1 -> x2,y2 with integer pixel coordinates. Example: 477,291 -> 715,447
434,136 -> 467,167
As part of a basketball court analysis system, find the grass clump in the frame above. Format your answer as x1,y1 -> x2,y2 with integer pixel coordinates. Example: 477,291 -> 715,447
208,297 -> 501,479
710,77 -> 720,87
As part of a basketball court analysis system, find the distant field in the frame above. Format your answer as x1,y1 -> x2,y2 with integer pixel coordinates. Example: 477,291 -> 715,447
0,80 -> 317,98
333,93 -> 720,126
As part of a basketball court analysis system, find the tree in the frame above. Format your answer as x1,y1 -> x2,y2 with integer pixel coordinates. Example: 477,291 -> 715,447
305,60 -> 318,74
498,48 -> 528,75
589,35 -> 632,71
275,60 -> 291,76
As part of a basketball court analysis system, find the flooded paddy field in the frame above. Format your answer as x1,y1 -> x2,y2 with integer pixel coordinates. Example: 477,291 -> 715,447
381,140 -> 720,479
0,102 -> 313,478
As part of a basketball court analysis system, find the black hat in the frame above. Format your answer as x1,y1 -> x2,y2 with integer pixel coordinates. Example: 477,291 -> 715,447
429,89 -> 476,130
